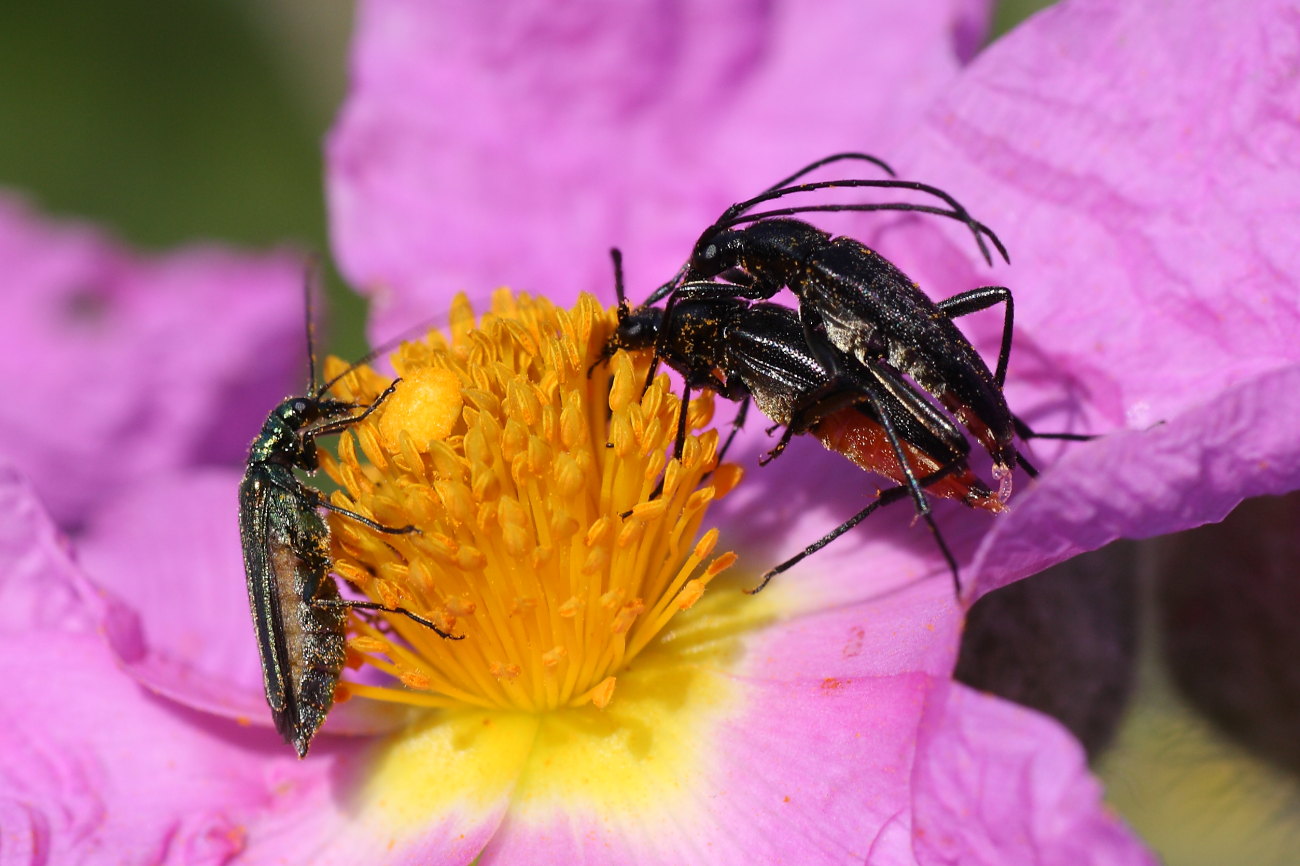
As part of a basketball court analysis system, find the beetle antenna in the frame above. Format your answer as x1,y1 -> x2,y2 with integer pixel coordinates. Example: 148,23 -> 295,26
734,202 -> 1009,266
610,248 -> 630,318
643,262 -> 690,306
317,312 -> 458,397
302,255 -> 323,392
760,152 -> 897,192
719,178 -> 1008,267
724,178 -> 976,226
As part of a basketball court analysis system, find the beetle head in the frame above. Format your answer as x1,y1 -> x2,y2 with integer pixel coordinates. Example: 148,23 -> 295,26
689,226 -> 746,278
609,304 -> 663,352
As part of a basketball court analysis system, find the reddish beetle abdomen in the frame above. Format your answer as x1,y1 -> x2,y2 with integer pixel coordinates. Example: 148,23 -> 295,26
813,409 -> 1003,513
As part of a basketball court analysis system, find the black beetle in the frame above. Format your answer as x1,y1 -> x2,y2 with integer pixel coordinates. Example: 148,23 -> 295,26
603,249 -> 1006,594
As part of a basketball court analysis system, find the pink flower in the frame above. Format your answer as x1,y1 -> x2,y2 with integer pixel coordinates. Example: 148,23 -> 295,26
4,0 -> 1295,862
0,195 -> 305,529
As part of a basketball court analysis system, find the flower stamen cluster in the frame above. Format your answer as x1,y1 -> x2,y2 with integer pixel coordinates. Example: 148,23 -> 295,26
320,290 -> 739,715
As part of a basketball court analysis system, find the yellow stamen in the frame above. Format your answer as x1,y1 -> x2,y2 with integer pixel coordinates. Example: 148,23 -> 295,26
321,290 -> 738,714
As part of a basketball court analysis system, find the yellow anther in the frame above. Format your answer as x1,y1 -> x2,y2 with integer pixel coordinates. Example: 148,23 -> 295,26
400,670 -> 432,691
541,646 -> 567,669
379,367 -> 463,450
589,677 -> 617,709
490,662 -> 522,682
348,636 -> 390,655
704,551 -> 738,579
676,580 -> 705,610
611,600 -> 646,635
693,528 -> 720,560
441,595 -> 473,617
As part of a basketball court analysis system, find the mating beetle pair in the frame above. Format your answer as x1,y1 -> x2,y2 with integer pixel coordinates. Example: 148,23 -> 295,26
602,153 -> 1088,594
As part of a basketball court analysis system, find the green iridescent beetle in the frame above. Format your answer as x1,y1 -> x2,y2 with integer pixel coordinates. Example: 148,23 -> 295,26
239,280 -> 458,757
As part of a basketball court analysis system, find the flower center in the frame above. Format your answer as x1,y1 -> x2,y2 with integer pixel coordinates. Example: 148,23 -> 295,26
319,290 -> 739,714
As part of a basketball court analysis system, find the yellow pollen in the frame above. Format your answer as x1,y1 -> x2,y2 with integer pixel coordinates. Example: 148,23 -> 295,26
321,290 -> 739,713
378,367 -> 463,447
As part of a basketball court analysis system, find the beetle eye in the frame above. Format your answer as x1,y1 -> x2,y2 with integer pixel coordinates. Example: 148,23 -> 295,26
703,243 -> 718,260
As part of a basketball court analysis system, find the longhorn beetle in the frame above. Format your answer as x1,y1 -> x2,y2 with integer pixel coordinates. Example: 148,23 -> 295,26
610,154 -> 1090,592
648,154 -> 1091,498
602,250 -> 1004,594
239,269 -> 461,757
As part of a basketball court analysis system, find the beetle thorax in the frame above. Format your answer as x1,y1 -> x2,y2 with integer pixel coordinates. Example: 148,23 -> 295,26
248,398 -> 320,467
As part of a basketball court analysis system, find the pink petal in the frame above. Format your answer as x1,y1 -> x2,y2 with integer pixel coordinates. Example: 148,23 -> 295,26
328,0 -> 992,341
473,600 -> 1148,863
711,430 -> 1001,604
480,672 -> 932,864
75,469 -> 274,724
1,633 -> 506,864
0,194 -> 305,527
903,0 -> 1300,431
0,460 -> 96,632
728,573 -> 962,680
0,633 -> 283,863
75,469 -> 410,737
913,683 -> 1154,866
975,366 -> 1300,595
883,0 -> 1300,594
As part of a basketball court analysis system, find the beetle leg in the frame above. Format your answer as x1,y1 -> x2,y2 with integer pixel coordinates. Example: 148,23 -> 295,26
937,286 -> 1014,387
315,378 -> 402,434
314,598 -> 462,640
714,392 -> 751,467
746,460 -> 965,595
287,482 -> 417,535
671,384 -> 692,461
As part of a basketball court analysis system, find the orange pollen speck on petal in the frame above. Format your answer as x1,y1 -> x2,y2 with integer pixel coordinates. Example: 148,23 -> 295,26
319,290 -> 740,713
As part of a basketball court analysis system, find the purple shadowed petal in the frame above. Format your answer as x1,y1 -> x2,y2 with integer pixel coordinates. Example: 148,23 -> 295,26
974,365 -> 1300,596
912,682 -> 1154,866
75,468 -> 270,722
903,0 -> 1300,427
0,460 -> 96,632
75,468 -> 411,738
879,0 -> 1300,596
328,0 -> 993,342
0,194 -> 306,528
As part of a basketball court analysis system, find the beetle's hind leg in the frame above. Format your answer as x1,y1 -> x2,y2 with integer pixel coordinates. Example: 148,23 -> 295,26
1012,415 -> 1097,479
747,461 -> 965,595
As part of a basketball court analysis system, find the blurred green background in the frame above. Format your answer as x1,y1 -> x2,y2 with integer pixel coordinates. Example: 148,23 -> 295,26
2,1 -> 1296,861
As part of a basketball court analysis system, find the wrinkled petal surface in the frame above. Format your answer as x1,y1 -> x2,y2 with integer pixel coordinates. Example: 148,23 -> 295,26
0,633 -> 279,864
0,633 -> 506,866
328,0 -> 990,340
76,468 -> 413,736
887,0 -> 1300,596
912,683 -> 1156,866
0,194 -> 305,527
0,460 -> 95,633
976,366 -> 1300,595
